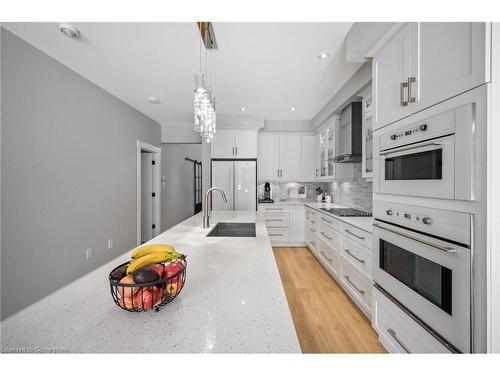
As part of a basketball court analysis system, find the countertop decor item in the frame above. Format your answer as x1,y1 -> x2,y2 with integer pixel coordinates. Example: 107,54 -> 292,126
109,257 -> 187,312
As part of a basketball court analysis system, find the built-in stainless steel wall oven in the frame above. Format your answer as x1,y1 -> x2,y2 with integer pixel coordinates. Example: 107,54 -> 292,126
375,103 -> 476,201
373,200 -> 472,353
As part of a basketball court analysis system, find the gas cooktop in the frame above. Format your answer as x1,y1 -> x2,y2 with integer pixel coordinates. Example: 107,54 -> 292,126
320,208 -> 372,217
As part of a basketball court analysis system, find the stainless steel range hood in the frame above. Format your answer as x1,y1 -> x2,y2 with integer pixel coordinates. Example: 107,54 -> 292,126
334,102 -> 362,163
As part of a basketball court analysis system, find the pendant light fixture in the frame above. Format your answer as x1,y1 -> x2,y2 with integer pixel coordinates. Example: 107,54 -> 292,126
193,22 -> 217,143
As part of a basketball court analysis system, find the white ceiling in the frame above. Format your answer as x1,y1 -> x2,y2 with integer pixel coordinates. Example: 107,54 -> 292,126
3,22 -> 362,126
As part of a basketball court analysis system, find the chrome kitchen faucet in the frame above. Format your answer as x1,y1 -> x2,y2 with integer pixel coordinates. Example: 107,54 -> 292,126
203,187 -> 227,228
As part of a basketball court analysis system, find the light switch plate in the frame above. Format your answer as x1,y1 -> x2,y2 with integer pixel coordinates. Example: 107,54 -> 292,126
107,239 -> 113,250
86,248 -> 93,260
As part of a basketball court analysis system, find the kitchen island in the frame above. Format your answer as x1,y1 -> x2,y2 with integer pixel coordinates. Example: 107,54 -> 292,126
0,211 -> 301,353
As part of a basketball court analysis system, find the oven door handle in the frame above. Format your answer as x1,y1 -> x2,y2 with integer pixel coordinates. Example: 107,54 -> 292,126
373,222 -> 457,253
379,138 -> 451,157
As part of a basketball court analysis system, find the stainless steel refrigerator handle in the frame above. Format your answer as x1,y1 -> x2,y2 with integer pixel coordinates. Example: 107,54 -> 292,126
387,328 -> 411,353
408,76 -> 416,103
400,81 -> 408,107
379,138 -> 449,157
373,222 -> 457,253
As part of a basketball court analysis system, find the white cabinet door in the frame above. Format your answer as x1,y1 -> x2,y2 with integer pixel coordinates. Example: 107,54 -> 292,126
234,132 -> 258,158
289,205 -> 305,242
211,131 -> 235,158
258,134 -> 280,180
373,23 -> 412,130
279,135 -> 302,181
301,135 -> 316,182
411,22 -> 489,113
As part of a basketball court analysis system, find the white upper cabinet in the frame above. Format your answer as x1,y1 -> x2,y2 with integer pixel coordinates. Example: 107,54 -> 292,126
373,22 -> 490,130
258,134 -> 280,180
279,135 -> 302,181
373,23 -> 412,130
211,130 -> 258,159
411,22 -> 490,112
301,136 -> 316,182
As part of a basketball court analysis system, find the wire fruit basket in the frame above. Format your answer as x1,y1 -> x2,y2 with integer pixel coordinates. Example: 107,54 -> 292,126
109,257 -> 187,312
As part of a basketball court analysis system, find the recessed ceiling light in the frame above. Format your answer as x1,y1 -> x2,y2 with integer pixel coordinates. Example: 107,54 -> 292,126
59,23 -> 80,39
318,52 -> 330,60
147,96 -> 160,104
241,107 -> 246,112
290,107 -> 296,112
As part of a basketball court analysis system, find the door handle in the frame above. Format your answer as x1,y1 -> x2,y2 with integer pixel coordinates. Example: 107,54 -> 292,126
344,275 -> 365,295
344,249 -> 366,264
400,81 -> 408,107
320,251 -> 333,263
235,146 -> 238,155
344,229 -> 365,241
408,76 -> 416,103
320,231 -> 333,240
387,328 -> 411,353
232,147 -> 235,155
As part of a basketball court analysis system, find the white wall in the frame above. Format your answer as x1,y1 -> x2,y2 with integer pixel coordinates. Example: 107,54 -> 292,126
161,122 -> 201,144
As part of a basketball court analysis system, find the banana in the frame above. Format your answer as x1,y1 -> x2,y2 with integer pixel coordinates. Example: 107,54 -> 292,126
131,244 -> 179,259
126,252 -> 179,275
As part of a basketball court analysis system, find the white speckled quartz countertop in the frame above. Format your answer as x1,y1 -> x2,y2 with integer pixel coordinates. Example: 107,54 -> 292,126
258,198 -> 317,206
305,203 -> 373,234
0,211 -> 301,353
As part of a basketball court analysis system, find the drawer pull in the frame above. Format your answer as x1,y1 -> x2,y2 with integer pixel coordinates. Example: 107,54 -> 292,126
269,233 -> 283,237
321,217 -> 333,224
387,328 -> 411,353
265,219 -> 283,222
310,220 -> 316,224
344,229 -> 365,240
320,251 -> 333,263
310,228 -> 316,233
320,231 -> 333,240
344,275 -> 365,295
311,240 -> 316,246
344,249 -> 366,264
265,208 -> 284,211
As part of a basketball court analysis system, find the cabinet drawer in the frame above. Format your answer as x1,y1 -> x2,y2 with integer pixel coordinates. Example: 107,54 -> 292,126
258,205 -> 290,213
340,260 -> 372,315
267,227 -> 289,243
262,212 -> 289,228
373,288 -> 452,353
306,208 -> 318,220
341,236 -> 373,279
341,223 -> 372,249
316,238 -> 340,277
318,213 -> 341,232
318,222 -> 341,252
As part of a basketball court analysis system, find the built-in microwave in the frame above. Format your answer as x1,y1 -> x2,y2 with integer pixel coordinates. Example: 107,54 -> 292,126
373,201 -> 472,353
375,103 -> 475,200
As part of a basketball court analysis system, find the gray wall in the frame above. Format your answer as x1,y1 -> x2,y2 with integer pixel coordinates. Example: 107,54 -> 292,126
161,143 -> 202,231
1,29 -> 161,320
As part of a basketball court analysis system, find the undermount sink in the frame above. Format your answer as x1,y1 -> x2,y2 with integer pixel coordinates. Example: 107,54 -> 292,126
206,222 -> 256,237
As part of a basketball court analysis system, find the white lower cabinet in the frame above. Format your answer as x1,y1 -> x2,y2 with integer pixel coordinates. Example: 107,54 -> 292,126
372,287 -> 453,353
305,206 -> 374,319
260,204 -> 305,246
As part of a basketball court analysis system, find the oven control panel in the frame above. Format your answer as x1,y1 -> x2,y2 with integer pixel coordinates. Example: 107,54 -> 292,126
385,208 -> 432,225
390,124 -> 428,141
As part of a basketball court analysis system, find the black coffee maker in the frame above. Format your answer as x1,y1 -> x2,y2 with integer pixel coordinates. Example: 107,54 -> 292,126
264,182 -> 271,200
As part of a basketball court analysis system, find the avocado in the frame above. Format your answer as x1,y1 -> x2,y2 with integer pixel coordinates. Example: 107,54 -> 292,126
133,267 -> 160,284
110,264 -> 128,282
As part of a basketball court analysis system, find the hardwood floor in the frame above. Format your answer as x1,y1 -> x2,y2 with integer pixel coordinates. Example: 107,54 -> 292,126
273,247 -> 386,353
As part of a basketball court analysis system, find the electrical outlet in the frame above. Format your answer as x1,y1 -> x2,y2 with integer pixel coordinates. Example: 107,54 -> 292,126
86,248 -> 93,260
107,239 -> 113,250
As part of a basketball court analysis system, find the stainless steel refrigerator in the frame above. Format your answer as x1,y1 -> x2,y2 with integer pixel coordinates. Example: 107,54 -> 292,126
211,160 -> 257,211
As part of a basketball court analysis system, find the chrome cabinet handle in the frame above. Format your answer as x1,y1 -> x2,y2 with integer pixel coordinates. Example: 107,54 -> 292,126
408,76 -> 416,103
387,328 -> 411,353
344,275 -> 365,295
311,240 -> 316,245
321,217 -> 333,224
373,222 -> 457,253
316,169 -> 319,177
400,81 -> 408,107
277,169 -> 280,177
265,219 -> 283,222
320,251 -> 333,263
320,231 -> 332,240
379,138 -> 450,156
269,233 -> 283,237
235,146 -> 238,155
265,208 -> 283,211
310,228 -> 316,233
344,249 -> 366,264
310,220 -> 316,224
344,229 -> 365,240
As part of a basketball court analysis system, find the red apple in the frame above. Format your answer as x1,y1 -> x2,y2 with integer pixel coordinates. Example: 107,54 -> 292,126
134,286 -> 162,310
119,296 -> 134,310
149,264 -> 165,278
163,260 -> 184,279
117,275 -> 138,299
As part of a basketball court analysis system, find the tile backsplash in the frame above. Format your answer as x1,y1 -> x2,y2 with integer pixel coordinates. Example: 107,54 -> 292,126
258,164 -> 373,212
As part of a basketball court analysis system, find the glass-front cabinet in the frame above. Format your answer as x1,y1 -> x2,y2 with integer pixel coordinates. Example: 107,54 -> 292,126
360,85 -> 373,180
316,116 -> 338,180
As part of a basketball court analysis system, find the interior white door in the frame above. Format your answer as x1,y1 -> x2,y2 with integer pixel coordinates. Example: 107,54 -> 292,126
234,132 -> 258,158
141,152 -> 154,243
279,135 -> 302,181
234,161 -> 256,210
211,161 -> 234,210
411,22 -> 489,112
258,134 -> 280,180
211,131 -> 235,158
373,23 -> 412,130
301,136 -> 316,182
